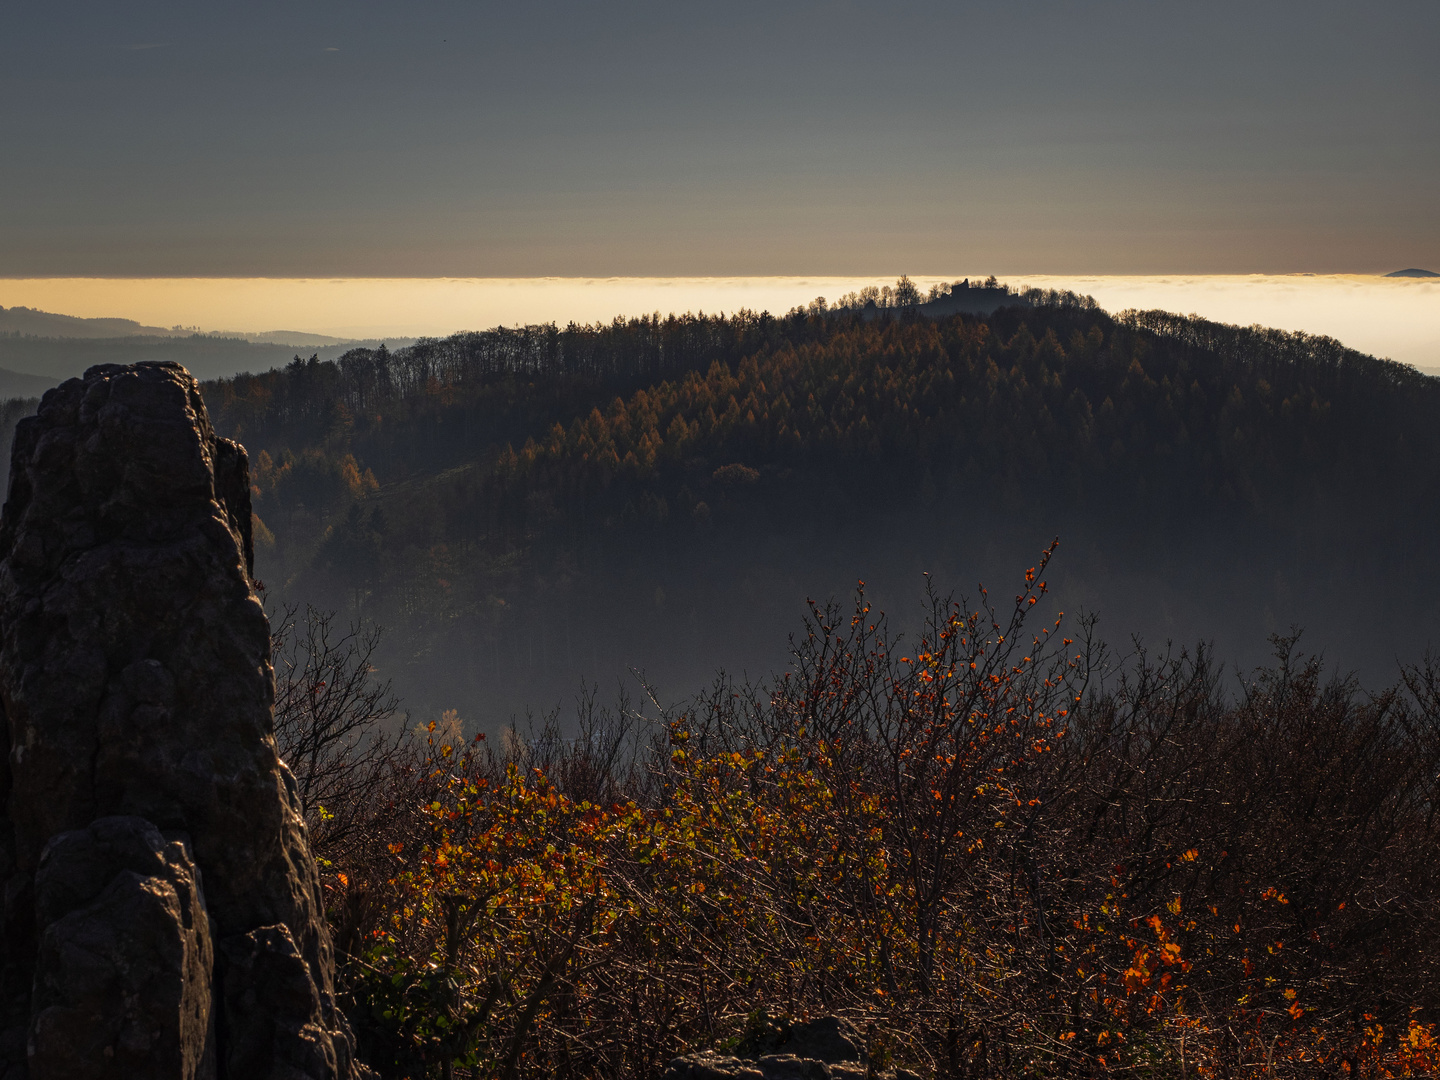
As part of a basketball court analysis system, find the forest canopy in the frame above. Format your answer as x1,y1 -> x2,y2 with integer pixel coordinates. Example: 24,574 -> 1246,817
194,283 -> 1440,725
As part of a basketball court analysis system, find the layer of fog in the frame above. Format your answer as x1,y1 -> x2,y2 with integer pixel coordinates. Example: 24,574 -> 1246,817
4,274 -> 1438,368
293,506 -> 1439,740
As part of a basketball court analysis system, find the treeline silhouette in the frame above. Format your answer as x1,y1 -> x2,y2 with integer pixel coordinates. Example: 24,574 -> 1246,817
205,281 -> 1087,478
0,332 -> 404,387
203,290 -> 1440,607
455,305 -> 1435,547
209,309 -> 825,480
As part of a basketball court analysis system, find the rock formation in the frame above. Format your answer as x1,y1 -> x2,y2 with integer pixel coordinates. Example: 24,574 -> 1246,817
0,362 -> 363,1078
662,1016 -> 926,1080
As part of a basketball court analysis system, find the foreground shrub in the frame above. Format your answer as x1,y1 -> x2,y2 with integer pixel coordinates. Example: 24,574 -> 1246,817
292,549 -> 1440,1078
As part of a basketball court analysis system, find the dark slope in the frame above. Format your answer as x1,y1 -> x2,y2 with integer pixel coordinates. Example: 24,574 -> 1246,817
0,304 -> 181,338
0,368 -> 57,399
201,299 -> 1440,730
0,304 -> 360,345
0,333 -> 413,386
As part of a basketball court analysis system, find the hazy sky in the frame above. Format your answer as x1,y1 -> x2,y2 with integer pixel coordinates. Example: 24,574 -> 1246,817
2,1 -> 1437,277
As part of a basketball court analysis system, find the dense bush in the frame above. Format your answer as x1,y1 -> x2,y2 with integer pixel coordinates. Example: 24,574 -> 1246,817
277,551 -> 1440,1078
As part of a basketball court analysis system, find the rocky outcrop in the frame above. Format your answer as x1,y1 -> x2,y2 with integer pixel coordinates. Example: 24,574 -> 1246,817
663,1056 -> 839,1080
663,1016 -> 926,1080
29,817 -> 214,1080
0,362 -> 362,1078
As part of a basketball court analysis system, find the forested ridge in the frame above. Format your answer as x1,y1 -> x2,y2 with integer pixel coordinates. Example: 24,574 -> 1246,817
210,291 -> 1439,554
198,288 -> 1440,724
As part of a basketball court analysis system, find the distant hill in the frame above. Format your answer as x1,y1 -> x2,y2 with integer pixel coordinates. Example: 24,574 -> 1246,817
0,305 -> 184,339
0,367 -> 58,399
191,291 -> 1440,731
1385,268 -> 1439,278
227,329 -> 355,347
0,304 -> 363,347
0,302 -> 414,409
0,333 -> 415,384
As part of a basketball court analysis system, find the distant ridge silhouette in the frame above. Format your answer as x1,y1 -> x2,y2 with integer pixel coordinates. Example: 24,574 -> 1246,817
0,367 -> 57,399
0,304 -> 359,346
1385,268 -> 1439,277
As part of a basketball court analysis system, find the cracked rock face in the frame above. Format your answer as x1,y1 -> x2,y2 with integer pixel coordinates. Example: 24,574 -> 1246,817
29,817 -> 214,1080
663,1017 -> 892,1080
0,363 -> 362,1079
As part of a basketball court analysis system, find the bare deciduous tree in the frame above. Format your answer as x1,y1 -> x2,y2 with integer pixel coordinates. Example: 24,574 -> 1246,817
271,604 -> 406,867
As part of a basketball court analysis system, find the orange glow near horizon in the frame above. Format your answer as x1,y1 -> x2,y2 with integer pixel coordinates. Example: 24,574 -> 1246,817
1,274 -> 1436,368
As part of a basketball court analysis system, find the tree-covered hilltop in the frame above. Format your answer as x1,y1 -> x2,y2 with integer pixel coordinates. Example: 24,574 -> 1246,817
200,287 -> 1440,725
208,288 -> 1437,543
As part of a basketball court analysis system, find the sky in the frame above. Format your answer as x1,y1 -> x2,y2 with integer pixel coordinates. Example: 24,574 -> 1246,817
2,1 -> 1437,279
